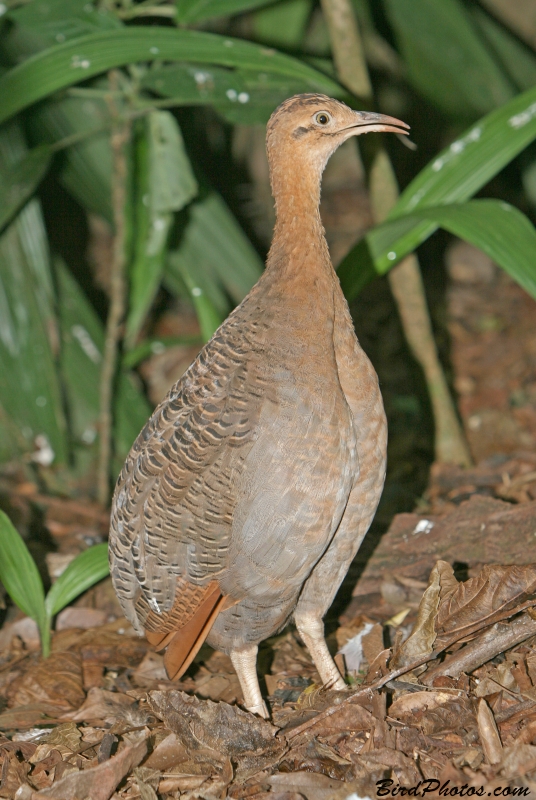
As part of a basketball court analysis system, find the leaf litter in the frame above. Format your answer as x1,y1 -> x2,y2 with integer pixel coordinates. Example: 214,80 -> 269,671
1,484 -> 536,798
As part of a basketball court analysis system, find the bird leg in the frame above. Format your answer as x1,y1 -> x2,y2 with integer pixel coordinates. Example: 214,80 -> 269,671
230,644 -> 269,718
295,613 -> 346,690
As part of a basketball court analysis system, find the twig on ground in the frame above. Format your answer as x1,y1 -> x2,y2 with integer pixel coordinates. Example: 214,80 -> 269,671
422,612 -> 536,684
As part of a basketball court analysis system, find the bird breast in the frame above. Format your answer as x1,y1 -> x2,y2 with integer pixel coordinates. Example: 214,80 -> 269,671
218,329 -> 359,601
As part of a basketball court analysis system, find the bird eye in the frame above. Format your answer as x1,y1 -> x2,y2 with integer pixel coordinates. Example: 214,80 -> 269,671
315,112 -> 331,126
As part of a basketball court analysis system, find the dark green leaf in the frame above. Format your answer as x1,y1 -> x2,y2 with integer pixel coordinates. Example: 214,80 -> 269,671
166,190 -> 262,318
0,28 -> 343,127
56,260 -> 105,452
0,123 -> 69,463
31,90 -> 113,222
340,200 -> 536,303
45,543 -> 109,618
473,8 -> 536,92
479,0 -> 536,52
0,510 -> 45,626
393,85 -> 536,217
148,111 -> 198,214
252,0 -> 313,49
7,0 -> 122,50
0,146 -> 52,234
176,0 -> 277,24
179,264 -> 224,342
384,0 -> 513,117
141,63 -> 308,124
406,201 -> 536,300
126,112 -> 197,348
55,260 -> 151,466
123,335 -> 203,368
340,88 -> 536,301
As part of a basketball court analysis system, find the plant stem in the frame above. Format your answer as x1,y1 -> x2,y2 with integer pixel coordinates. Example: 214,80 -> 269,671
369,152 -> 472,466
41,615 -> 51,658
97,72 -> 131,507
319,0 -> 372,99
321,0 -> 472,466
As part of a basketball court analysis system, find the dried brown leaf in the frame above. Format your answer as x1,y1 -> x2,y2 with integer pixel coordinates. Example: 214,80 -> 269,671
6,653 -> 84,711
390,561 -> 443,669
389,690 -> 476,738
42,723 -> 81,753
499,743 -> 536,780
194,668 -> 242,704
137,782 -> 157,800
32,737 -> 147,800
148,690 -> 285,779
356,747 -> 422,784
435,563 -> 536,647
130,653 -> 167,687
361,623 -> 385,667
303,702 -> 376,738
250,794 -> 305,800
0,704 -> 61,731
30,746 -> 63,774
63,688 -> 147,726
52,625 -> 148,671
55,608 -> 108,632
157,774 -> 208,793
515,719 -> 536,744
508,652 -> 533,692
477,698 -> 503,764
270,633 -> 314,676
268,771 -> 347,799
363,648 -> 390,683
0,751 -> 30,799
143,732 -> 188,772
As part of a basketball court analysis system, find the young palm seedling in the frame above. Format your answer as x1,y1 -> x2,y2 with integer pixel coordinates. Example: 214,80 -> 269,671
0,509 -> 109,657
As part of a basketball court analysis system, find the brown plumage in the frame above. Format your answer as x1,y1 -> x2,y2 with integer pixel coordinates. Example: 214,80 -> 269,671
109,94 -> 408,717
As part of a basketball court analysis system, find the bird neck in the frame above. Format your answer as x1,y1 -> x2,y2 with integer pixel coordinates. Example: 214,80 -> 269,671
266,157 -> 333,287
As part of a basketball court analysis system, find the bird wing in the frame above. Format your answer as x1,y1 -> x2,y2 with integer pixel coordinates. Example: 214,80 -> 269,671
109,309 -> 267,675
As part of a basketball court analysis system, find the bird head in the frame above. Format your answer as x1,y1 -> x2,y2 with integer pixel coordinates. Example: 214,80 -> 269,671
266,94 -> 409,176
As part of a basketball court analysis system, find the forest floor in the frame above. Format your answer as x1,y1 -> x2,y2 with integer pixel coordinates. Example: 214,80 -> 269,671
1,217 -> 536,796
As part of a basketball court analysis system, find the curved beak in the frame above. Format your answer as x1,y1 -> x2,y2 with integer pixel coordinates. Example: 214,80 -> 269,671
346,111 -> 410,136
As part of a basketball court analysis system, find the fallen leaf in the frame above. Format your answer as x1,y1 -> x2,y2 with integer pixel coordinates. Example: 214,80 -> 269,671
143,732 -> 188,771
32,736 -> 147,800
435,563 -> 536,647
356,747 -> 422,784
42,723 -> 81,753
157,774 -> 208,793
477,698 -> 503,765
6,653 -> 84,711
56,608 -> 108,631
303,701 -> 376,738
63,688 -> 147,726
194,668 -> 242,704
268,771 -> 348,800
337,622 -> 374,672
0,751 -> 30,798
390,562 -> 444,668
148,690 -> 285,779
0,705 -> 61,731
0,618 -> 40,652
499,743 -> 536,780
389,690 -> 477,738
131,652 -> 167,687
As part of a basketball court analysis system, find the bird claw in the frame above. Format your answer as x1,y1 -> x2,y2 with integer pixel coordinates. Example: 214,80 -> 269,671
246,700 -> 270,719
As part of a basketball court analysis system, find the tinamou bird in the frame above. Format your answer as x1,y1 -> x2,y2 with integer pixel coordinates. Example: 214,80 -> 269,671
109,94 -> 409,717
